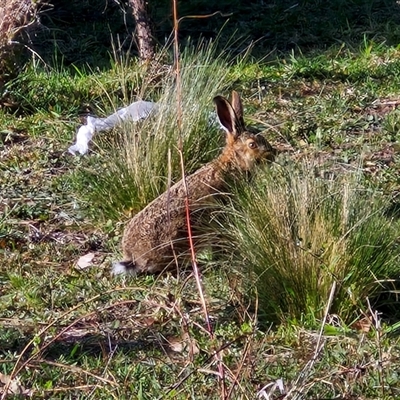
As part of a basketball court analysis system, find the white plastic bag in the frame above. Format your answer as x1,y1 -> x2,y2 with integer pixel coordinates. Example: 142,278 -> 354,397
68,100 -> 157,155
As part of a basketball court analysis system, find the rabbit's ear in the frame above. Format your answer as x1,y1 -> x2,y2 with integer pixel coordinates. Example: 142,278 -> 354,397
231,91 -> 245,121
214,95 -> 244,137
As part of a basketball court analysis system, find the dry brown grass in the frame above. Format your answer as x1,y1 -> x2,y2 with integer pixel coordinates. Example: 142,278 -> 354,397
0,0 -> 38,77
0,0 -> 36,43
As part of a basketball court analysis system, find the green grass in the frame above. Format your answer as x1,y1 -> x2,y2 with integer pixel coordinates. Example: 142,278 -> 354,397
2,32 -> 400,399
221,162 -> 400,325
68,41 -> 233,222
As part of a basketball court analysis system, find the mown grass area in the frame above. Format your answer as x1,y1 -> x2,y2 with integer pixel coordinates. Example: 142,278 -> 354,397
2,19 -> 400,400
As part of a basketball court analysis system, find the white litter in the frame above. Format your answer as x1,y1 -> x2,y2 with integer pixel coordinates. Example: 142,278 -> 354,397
75,252 -> 95,270
68,100 -> 158,155
257,379 -> 285,399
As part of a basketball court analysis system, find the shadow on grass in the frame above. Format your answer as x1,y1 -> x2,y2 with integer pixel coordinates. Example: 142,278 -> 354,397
1,326 -> 170,367
385,200 -> 400,219
15,0 -> 400,72
0,294 -> 242,367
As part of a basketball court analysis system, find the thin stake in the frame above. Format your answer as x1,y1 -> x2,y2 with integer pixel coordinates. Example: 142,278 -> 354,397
171,2 -> 227,396
172,0 -> 182,128
178,148 -> 212,332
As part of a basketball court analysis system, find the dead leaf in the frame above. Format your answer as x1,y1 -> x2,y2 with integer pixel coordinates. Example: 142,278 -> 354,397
0,372 -> 26,395
75,252 -> 95,270
351,316 -> 372,333
168,336 -> 184,353
167,332 -> 199,355
183,331 -> 200,355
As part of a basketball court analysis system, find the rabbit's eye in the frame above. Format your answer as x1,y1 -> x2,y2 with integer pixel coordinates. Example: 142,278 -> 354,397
248,141 -> 257,149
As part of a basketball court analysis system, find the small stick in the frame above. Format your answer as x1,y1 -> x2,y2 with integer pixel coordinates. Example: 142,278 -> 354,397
314,281 -> 337,360
367,297 -> 385,398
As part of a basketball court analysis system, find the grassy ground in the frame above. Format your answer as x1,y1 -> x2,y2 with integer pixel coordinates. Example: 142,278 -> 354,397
2,3 -> 400,399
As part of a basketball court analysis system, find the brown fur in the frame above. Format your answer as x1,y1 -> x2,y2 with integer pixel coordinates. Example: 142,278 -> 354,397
113,91 -> 275,275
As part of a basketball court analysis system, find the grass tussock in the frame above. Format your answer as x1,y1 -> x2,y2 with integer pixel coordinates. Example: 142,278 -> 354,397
72,42 -> 233,222
222,161 -> 400,325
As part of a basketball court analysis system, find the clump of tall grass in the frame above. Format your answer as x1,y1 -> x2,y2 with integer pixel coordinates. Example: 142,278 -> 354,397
73,41 -> 233,222
221,161 -> 400,325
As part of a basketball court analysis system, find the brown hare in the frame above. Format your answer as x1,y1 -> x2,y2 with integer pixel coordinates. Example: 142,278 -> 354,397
113,91 -> 275,275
